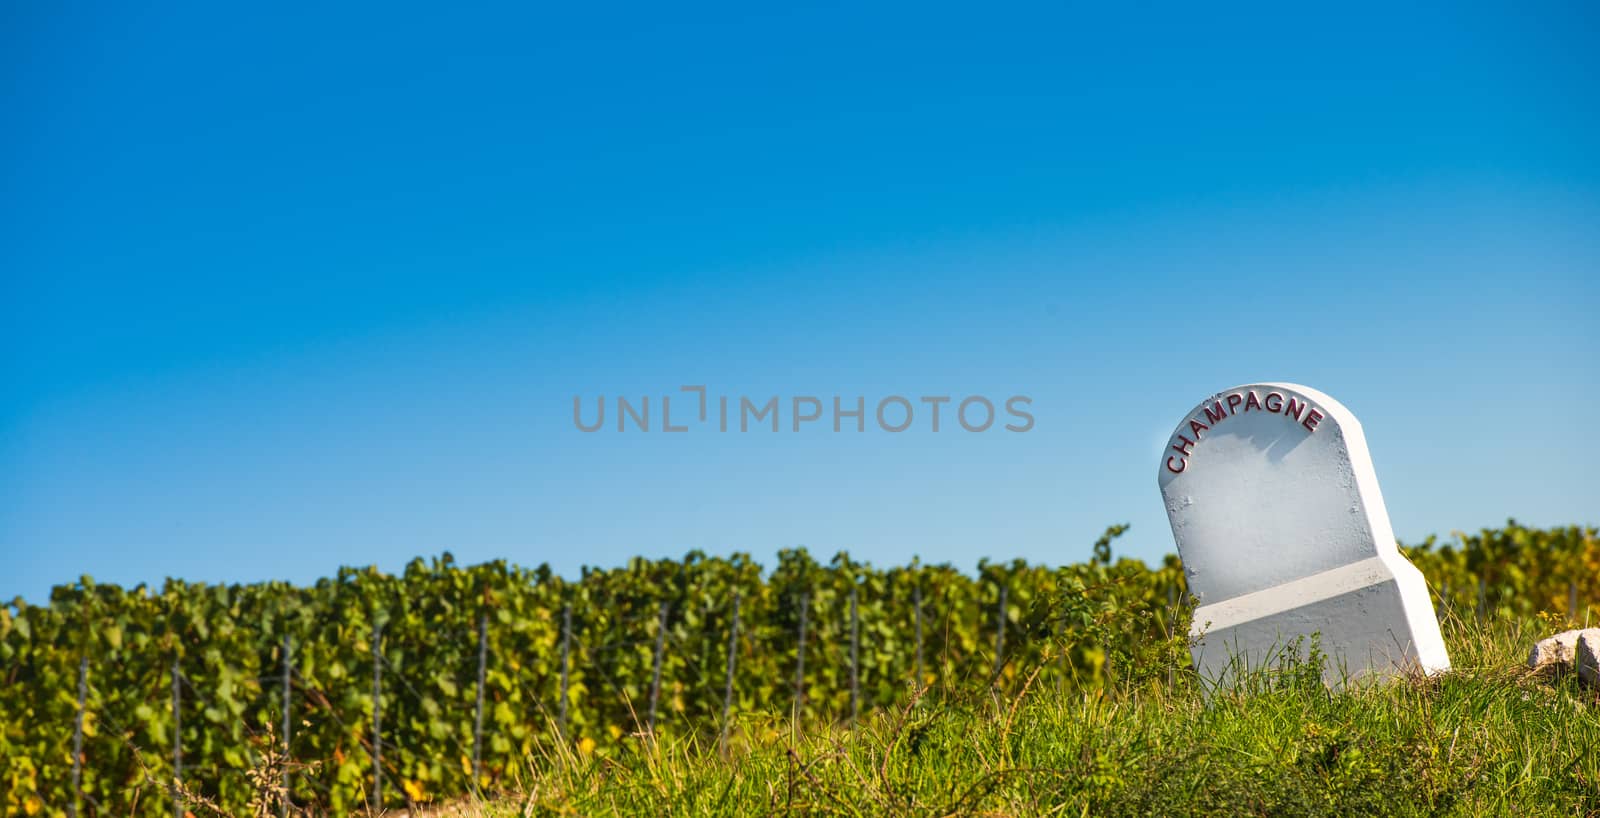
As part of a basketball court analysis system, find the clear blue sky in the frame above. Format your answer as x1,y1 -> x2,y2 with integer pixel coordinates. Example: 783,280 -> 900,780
4,3 -> 1596,603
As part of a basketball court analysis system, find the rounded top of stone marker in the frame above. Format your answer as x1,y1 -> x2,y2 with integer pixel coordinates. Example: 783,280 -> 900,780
1157,382 -> 1400,603
1157,382 -> 1360,488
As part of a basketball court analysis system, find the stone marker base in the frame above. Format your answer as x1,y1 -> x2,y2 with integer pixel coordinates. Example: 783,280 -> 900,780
1191,552 -> 1449,690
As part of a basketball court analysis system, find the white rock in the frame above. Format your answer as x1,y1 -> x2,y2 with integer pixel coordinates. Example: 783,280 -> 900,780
1158,383 -> 1450,689
1577,631 -> 1600,688
1527,628 -> 1595,671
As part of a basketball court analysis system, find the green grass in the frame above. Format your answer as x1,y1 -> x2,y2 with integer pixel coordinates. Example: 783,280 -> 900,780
429,614 -> 1599,818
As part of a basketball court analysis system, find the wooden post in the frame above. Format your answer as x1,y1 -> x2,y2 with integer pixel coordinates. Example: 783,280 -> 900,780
70,655 -> 87,818
172,656 -> 182,818
993,583 -> 1008,677
1166,584 -> 1176,689
473,611 -> 488,791
849,584 -> 860,722
793,593 -> 809,720
912,583 -> 924,687
1057,612 -> 1067,695
647,601 -> 669,733
558,602 -> 572,735
371,620 -> 382,812
719,592 -> 741,754
281,635 -> 292,818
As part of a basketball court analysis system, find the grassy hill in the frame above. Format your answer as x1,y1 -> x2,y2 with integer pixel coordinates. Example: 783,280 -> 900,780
5,524 -> 1594,816
412,615 -> 1597,817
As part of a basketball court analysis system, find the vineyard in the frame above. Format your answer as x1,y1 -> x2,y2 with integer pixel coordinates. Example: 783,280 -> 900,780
1,521 -> 1596,816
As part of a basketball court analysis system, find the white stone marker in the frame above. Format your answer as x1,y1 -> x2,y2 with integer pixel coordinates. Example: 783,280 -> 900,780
1158,383 -> 1449,688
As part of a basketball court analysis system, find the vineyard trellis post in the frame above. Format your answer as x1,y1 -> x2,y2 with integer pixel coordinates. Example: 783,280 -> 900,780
1057,612 -> 1067,695
793,592 -> 809,721
281,635 -> 292,818
172,655 -> 182,818
913,582 -> 924,688
1438,580 -> 1450,617
993,582 -> 1008,678
558,602 -> 572,735
849,584 -> 860,722
719,591 -> 740,755
70,655 -> 87,818
1166,584 -> 1176,689
371,620 -> 383,813
473,610 -> 488,792
647,600 -> 669,733
1476,577 -> 1487,620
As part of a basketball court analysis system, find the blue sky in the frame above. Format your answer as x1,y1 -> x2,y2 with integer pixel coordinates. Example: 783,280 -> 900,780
4,3 -> 1596,603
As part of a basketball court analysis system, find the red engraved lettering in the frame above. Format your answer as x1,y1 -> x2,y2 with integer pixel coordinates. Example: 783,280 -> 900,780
1284,396 -> 1306,422
1188,419 -> 1209,438
1302,408 -> 1324,433
1166,456 -> 1187,473
1264,391 -> 1284,413
1226,393 -> 1243,414
1203,401 -> 1227,424
1172,435 -> 1195,456
1244,391 -> 1262,412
